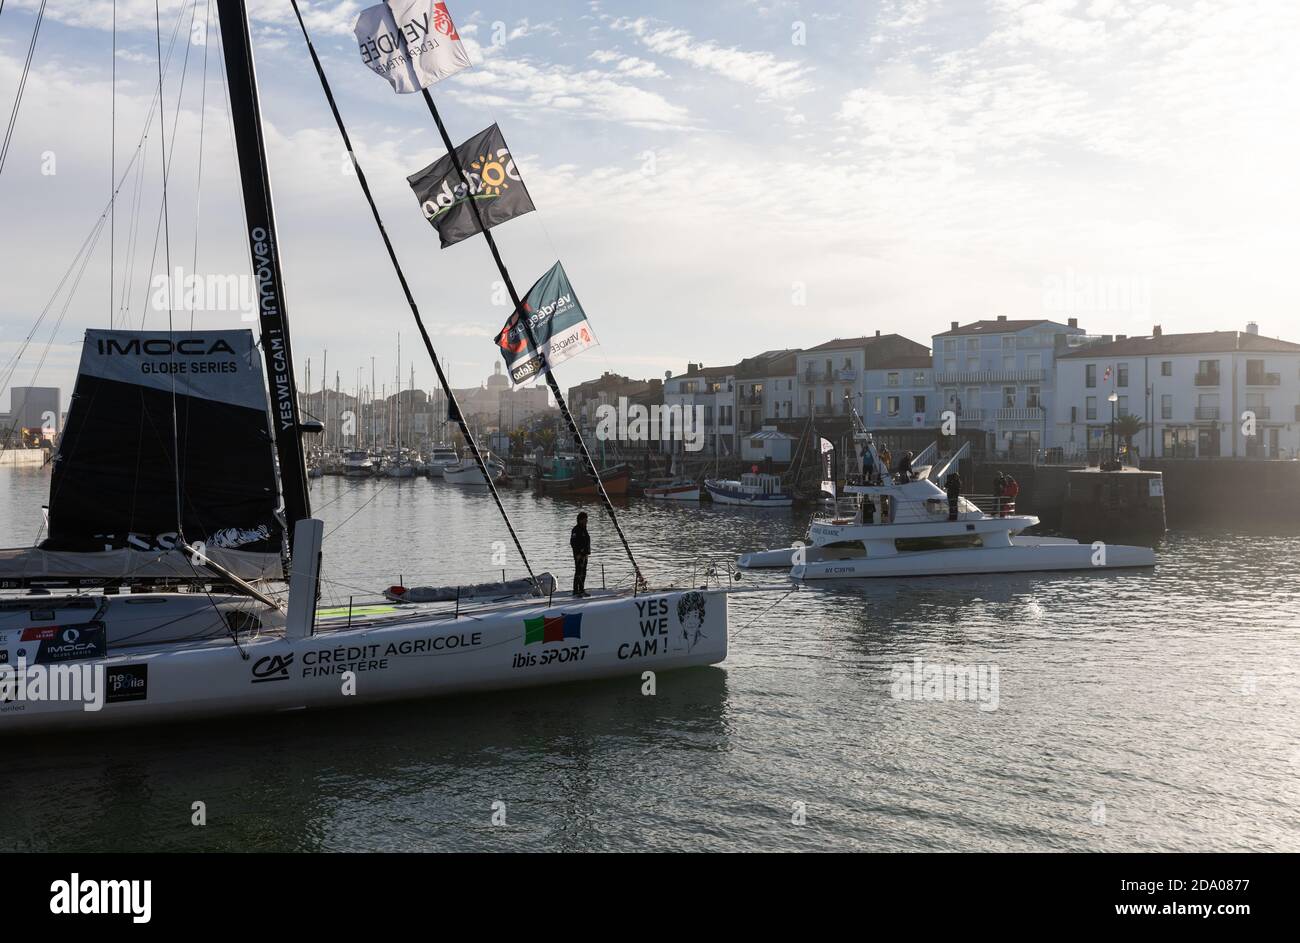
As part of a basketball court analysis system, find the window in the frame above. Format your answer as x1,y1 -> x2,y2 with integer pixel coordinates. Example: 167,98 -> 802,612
1085,364 -> 1097,388
887,396 -> 900,417
874,396 -> 882,414
1003,386 -> 1016,409
1086,396 -> 1097,421
1002,354 -> 1015,371
966,356 -> 979,372
1118,363 -> 1129,388
719,406 -> 732,426
944,358 -> 956,373
1002,336 -> 1015,350
824,389 -> 832,408
913,395 -> 926,414
966,338 -> 978,351
944,339 -> 956,352
1027,385 -> 1041,409
825,359 -> 833,377
913,371 -> 927,385
1026,353 -> 1042,372
1161,394 -> 1172,419
703,406 -> 713,426
887,372 -> 900,387
1161,361 -> 1172,377
843,357 -> 852,370
1118,396 -> 1128,413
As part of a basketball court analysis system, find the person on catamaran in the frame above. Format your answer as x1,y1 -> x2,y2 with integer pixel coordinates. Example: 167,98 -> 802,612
570,512 -> 591,597
994,471 -> 1007,515
897,450 -> 914,483
1002,475 -> 1020,517
879,446 -> 893,483
945,470 -> 962,521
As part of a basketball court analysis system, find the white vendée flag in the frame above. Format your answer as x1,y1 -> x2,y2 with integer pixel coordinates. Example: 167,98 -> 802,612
354,1 -> 472,94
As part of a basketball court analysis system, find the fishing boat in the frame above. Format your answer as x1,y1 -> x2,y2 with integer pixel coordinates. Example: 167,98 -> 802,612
534,455 -> 631,497
704,472 -> 793,507
642,480 -> 701,501
0,0 -> 728,734
737,403 -> 1154,579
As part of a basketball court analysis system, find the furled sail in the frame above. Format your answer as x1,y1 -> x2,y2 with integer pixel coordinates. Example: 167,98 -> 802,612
41,329 -> 282,558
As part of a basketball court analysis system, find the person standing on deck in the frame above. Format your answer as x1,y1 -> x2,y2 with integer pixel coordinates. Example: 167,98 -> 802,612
570,512 -> 591,597
945,470 -> 962,521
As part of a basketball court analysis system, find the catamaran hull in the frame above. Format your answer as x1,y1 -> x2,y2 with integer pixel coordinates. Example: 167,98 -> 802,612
0,588 -> 727,734
790,542 -> 1155,580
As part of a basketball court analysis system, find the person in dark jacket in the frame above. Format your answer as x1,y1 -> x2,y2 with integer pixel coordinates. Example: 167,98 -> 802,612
944,470 -> 962,521
897,450 -> 914,482
570,512 -> 591,597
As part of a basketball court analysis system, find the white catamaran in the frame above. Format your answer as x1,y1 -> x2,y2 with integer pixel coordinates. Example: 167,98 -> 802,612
0,0 -> 728,734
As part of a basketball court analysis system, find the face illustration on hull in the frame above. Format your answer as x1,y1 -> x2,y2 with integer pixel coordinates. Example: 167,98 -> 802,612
677,592 -> 708,650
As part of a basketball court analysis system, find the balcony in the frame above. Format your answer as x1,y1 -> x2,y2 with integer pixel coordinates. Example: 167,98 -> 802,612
1194,406 -> 1220,420
836,368 -> 857,382
1246,372 -> 1281,386
1194,371 -> 1220,386
1245,406 -> 1271,419
996,407 -> 1046,422
739,394 -> 763,405
934,369 -> 1045,385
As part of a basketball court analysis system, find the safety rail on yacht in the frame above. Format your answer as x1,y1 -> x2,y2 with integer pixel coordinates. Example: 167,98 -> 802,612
819,493 -> 1018,525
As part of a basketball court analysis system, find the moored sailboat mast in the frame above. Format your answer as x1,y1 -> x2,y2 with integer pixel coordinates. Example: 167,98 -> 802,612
214,0 -> 312,549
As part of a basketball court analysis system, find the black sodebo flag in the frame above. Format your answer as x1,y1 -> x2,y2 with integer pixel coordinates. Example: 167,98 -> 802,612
406,123 -> 536,248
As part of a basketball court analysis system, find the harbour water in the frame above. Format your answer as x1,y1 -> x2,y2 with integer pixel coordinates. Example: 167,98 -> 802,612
2,466 -> 1298,852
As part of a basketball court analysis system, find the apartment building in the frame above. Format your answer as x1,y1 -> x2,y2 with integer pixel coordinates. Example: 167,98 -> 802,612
734,349 -> 798,433
663,362 -> 737,457
932,316 -> 1086,457
795,333 -> 933,421
1055,324 -> 1300,459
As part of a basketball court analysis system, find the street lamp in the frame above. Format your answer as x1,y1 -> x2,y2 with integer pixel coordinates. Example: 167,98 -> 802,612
1108,390 -> 1119,464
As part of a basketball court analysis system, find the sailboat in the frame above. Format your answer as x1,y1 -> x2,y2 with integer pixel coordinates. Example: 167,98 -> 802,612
0,0 -> 728,734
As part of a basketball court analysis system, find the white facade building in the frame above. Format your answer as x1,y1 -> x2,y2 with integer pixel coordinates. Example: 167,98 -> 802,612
932,317 -> 1086,457
1055,325 -> 1300,460
663,363 -> 737,458
796,333 -> 933,422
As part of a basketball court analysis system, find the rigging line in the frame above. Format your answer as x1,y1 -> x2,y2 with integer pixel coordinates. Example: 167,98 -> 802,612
322,476 -> 395,543
112,0 -> 116,328
0,0 -> 46,183
414,85 -> 647,592
154,0 -> 183,540
136,0 -> 201,329
287,0 -> 539,588
189,0 -> 212,331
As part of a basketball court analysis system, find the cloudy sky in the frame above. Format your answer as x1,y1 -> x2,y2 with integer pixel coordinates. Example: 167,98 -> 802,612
1,0 -> 1297,413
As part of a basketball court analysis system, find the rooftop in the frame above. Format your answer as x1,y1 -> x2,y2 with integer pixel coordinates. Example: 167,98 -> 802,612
1057,331 -> 1300,359
934,318 -> 1061,337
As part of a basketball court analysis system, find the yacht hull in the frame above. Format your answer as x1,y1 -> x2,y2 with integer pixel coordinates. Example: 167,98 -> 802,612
0,588 -> 728,734
790,541 -> 1155,579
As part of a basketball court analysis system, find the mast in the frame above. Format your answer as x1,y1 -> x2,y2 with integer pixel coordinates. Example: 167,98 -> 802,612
214,0 -> 311,546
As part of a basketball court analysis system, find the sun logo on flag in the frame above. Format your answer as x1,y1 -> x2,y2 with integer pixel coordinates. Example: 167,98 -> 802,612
472,154 -> 510,196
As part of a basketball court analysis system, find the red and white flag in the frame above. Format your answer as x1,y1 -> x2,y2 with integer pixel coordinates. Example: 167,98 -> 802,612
1103,365 -> 1112,381
355,1 -> 471,94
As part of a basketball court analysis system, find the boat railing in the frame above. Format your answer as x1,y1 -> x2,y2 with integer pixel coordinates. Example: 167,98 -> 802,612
815,492 -> 1018,525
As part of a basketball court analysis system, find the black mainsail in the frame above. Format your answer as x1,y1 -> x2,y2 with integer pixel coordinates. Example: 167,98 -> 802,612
42,330 -> 280,556
214,0 -> 312,546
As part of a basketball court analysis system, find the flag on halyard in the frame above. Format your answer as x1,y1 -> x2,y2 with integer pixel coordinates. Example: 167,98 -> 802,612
495,262 -> 599,386
406,123 -> 536,248
1103,366 -> 1113,381
354,1 -> 471,94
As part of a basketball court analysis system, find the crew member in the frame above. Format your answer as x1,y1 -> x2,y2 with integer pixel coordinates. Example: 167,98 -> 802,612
897,450 -> 914,483
570,512 -> 591,597
945,470 -> 962,521
1002,475 -> 1020,517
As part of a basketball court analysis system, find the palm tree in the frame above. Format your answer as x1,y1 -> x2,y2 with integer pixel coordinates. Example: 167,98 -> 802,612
1114,413 -> 1149,458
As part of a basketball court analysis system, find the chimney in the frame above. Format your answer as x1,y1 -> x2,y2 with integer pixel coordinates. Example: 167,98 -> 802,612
1246,321 -> 1259,335
1116,334 -> 1127,341
950,321 -> 959,331
875,329 -> 881,337
1152,325 -> 1162,337
996,314 -> 1007,322
1068,317 -> 1078,328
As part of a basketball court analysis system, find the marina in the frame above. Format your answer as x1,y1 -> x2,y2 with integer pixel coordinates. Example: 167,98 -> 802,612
0,0 -> 1295,895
